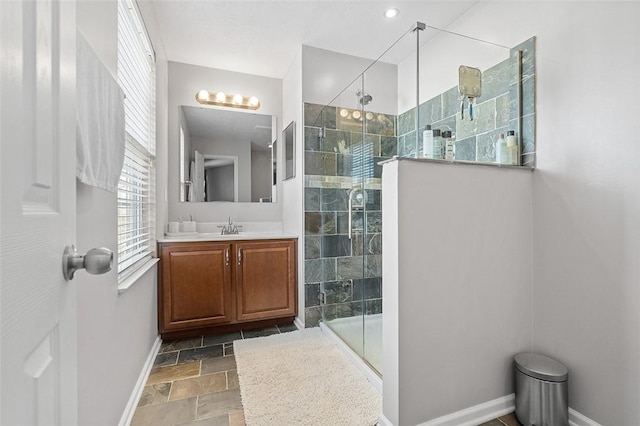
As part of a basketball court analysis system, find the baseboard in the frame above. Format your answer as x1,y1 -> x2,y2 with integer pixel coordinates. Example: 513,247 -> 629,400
377,395 -> 513,426
118,335 -> 162,426
378,398 -> 601,426
569,408 -> 602,426
377,413 -> 393,426
319,322 -> 383,393
414,394 -> 515,426
293,316 -> 304,330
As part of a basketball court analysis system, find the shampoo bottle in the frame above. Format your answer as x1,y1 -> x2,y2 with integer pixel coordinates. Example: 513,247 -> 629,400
496,133 -> 507,164
422,125 -> 434,158
443,131 -> 455,161
506,130 -> 519,165
432,129 -> 443,159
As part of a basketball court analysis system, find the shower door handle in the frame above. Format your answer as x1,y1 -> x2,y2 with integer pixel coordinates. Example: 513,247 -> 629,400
348,187 -> 365,240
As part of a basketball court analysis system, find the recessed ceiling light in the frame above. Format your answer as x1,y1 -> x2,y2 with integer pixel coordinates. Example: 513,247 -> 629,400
384,8 -> 399,19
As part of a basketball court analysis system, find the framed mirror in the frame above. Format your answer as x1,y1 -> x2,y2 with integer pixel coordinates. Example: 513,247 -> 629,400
178,106 -> 277,203
284,121 -> 295,180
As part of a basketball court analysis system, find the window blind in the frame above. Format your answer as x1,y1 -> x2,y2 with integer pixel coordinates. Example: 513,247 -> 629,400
117,0 -> 155,281
352,139 -> 374,185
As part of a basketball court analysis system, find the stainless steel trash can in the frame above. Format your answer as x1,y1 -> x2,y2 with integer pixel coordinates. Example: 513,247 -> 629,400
514,353 -> 568,426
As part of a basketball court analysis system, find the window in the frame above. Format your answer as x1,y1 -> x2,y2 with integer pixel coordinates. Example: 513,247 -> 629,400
351,139 -> 374,185
117,0 -> 155,281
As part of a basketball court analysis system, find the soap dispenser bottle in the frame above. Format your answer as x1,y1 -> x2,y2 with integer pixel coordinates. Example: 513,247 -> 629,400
506,130 -> 519,165
432,129 -> 443,160
422,125 -> 434,158
495,133 -> 507,164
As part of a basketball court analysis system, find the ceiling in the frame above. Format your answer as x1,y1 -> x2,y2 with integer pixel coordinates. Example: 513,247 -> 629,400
140,0 -> 479,79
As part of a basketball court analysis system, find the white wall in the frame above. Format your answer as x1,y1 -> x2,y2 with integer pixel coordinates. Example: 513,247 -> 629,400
281,47 -> 305,326
206,164 -> 235,202
251,150 -> 272,202
191,136 -> 251,201
76,2 -> 158,424
397,30 -> 509,114
167,61 -> 283,223
382,160 -> 533,425
395,2 -> 640,424
302,45 -> 398,115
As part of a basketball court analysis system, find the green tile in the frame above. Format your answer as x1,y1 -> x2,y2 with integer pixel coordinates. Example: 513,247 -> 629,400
397,107 -> 416,135
456,98 -> 496,140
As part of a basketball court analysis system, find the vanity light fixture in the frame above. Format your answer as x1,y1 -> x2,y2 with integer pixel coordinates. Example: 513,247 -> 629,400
196,90 -> 261,110
383,8 -> 399,19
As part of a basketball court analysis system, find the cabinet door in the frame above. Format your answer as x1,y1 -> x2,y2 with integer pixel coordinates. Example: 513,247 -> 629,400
235,240 -> 297,322
160,242 -> 233,331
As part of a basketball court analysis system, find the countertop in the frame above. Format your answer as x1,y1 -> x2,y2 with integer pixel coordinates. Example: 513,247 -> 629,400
157,231 -> 298,243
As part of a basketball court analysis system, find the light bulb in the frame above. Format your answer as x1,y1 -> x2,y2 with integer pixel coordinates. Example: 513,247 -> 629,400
352,110 -> 361,119
248,96 -> 259,107
215,92 -> 226,102
366,112 -> 374,120
340,109 -> 349,118
197,90 -> 209,100
233,94 -> 243,104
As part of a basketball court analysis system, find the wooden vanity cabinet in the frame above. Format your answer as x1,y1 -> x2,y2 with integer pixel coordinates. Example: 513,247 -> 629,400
235,240 -> 297,322
158,241 -> 233,332
158,239 -> 296,337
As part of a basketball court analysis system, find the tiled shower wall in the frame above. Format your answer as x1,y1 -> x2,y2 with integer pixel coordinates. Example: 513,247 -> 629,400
397,37 -> 536,167
303,103 -> 395,327
302,37 -> 535,327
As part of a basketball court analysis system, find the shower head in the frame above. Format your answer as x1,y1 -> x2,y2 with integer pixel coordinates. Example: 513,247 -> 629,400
360,94 -> 373,105
356,89 -> 373,106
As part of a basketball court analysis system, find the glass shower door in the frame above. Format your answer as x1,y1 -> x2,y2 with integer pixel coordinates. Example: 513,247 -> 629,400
310,72 -> 385,375
318,75 -> 367,364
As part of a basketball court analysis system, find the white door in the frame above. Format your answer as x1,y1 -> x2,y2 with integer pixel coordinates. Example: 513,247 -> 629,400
194,150 -> 205,202
1,1 -> 78,424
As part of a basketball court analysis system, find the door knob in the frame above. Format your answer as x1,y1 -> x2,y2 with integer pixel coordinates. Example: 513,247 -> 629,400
62,245 -> 113,281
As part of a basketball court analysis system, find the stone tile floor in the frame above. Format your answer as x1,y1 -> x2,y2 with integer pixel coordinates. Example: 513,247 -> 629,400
131,324 -> 297,426
132,322 -> 522,426
479,413 -> 523,426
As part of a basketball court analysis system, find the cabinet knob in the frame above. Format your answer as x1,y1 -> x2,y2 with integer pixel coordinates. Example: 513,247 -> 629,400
225,248 -> 230,266
237,249 -> 242,265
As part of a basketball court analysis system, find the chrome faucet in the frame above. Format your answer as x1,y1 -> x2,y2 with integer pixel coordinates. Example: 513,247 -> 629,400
218,216 -> 242,235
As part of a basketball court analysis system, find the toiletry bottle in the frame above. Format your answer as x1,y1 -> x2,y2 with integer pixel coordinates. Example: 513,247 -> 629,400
443,131 -> 455,161
432,129 -> 443,160
496,133 -> 507,164
422,125 -> 434,158
506,130 -> 519,165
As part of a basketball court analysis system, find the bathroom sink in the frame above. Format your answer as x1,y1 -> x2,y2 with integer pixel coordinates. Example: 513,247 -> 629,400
197,232 -> 243,238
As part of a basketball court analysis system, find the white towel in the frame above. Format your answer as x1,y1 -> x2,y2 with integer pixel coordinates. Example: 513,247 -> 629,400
76,32 -> 125,193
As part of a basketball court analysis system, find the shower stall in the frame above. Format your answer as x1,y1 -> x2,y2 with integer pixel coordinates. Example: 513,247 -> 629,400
302,23 -> 536,377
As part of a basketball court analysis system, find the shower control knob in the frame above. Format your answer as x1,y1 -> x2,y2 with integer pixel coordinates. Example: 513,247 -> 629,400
62,245 -> 113,281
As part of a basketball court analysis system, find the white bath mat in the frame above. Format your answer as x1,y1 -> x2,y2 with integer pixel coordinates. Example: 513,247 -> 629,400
234,327 -> 381,426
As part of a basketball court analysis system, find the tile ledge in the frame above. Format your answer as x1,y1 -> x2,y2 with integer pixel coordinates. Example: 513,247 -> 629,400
118,258 -> 159,294
380,155 -> 535,171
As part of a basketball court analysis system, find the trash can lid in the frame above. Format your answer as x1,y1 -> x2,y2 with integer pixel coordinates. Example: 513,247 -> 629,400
514,353 -> 568,382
